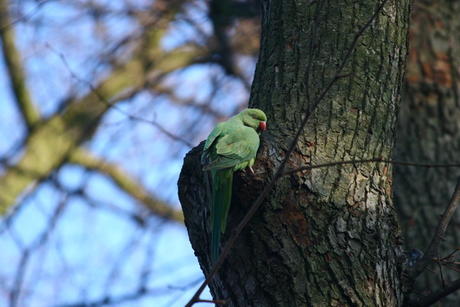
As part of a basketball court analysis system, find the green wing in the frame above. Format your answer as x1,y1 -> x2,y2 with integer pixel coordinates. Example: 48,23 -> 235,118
203,122 -> 261,262
204,126 -> 259,171
201,122 -> 224,165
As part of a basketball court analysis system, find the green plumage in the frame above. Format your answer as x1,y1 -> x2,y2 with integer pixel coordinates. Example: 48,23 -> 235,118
201,108 -> 267,262
210,168 -> 233,261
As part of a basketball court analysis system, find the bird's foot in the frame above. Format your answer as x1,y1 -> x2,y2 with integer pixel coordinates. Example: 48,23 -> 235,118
248,166 -> 255,175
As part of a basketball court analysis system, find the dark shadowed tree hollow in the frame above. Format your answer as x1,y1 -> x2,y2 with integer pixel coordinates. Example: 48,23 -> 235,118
179,1 -> 411,306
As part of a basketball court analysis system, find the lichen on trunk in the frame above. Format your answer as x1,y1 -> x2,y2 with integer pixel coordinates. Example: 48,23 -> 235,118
179,1 -> 410,305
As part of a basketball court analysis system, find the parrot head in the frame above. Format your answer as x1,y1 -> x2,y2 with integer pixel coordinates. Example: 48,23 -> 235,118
239,108 -> 267,132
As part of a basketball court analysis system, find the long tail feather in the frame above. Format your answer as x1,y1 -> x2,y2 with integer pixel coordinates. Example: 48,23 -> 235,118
211,168 -> 233,263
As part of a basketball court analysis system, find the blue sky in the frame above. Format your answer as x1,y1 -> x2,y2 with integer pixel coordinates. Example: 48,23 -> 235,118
0,0 -> 258,306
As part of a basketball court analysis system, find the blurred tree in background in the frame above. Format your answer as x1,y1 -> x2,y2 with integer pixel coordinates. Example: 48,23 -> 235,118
1,0 -> 460,306
0,0 -> 261,305
394,1 -> 460,305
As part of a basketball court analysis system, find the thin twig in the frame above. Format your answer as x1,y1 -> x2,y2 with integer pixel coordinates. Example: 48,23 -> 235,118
195,299 -> 226,305
410,178 -> 460,280
46,43 -> 195,148
9,249 -> 29,307
283,158 -> 460,176
438,261 -> 445,288
68,148 -> 184,223
440,248 -> 460,261
185,1 -> 390,305
0,0 -> 56,31
408,278 -> 460,307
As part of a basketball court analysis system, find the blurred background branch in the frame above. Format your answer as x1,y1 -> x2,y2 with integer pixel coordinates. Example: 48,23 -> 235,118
4,0 -> 459,306
0,0 -> 41,129
0,0 -> 260,305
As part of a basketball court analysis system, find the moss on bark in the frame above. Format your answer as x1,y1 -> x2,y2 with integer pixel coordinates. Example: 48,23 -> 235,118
179,0 -> 410,306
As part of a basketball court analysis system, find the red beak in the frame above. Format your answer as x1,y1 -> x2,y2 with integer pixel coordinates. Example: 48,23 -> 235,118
258,121 -> 267,131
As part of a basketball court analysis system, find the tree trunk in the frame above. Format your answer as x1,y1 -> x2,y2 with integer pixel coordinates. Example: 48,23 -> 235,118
179,1 -> 410,306
393,1 -> 460,305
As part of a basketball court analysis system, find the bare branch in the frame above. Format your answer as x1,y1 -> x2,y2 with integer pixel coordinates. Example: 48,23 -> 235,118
0,0 -> 41,129
410,178 -> 460,280
56,275 -> 203,307
9,248 -> 29,307
58,286 -> 170,307
48,42 -> 199,148
8,193 -> 67,306
0,0 -> 56,31
69,148 -> 184,223
195,298 -> 226,305
153,85 -> 225,120
283,158 -> 460,177
408,278 -> 460,307
0,19 -> 202,214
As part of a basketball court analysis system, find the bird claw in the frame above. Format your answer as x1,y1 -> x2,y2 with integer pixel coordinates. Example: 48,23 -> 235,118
248,166 -> 255,175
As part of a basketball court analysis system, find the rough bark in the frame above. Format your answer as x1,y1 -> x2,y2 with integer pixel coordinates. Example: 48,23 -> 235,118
393,1 -> 460,304
179,1 -> 410,306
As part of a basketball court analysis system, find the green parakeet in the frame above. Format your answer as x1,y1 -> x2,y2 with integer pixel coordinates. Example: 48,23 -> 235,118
201,108 -> 267,262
